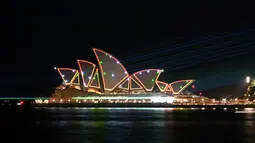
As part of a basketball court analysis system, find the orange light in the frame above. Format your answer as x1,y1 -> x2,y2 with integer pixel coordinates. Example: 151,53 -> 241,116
77,60 -> 96,87
132,69 -> 162,91
57,68 -> 79,85
118,78 -> 129,90
155,81 -> 168,92
89,69 -> 101,89
93,48 -> 129,91
129,76 -> 143,90
168,80 -> 195,94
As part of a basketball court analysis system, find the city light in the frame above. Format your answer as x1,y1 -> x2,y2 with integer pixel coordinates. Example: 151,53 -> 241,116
49,48 -> 255,107
246,76 -> 250,83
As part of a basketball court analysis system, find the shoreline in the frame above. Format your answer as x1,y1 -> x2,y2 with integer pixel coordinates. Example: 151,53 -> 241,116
32,103 -> 255,108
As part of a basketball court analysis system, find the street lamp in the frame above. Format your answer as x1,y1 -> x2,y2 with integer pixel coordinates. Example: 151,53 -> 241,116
246,76 -> 250,83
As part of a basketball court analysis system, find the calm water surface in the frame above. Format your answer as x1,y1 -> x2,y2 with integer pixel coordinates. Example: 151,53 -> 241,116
1,107 -> 255,143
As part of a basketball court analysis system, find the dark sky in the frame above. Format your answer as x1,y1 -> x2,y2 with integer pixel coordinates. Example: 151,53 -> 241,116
2,1 -> 255,97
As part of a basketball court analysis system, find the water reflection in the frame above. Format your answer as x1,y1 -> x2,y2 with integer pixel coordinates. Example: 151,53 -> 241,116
31,107 -> 255,143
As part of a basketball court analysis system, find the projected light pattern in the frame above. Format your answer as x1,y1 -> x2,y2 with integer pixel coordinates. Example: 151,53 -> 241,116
93,48 -> 129,91
54,48 -> 196,95
89,69 -> 100,88
165,86 -> 172,92
71,72 -> 80,85
77,60 -> 96,87
132,69 -> 162,91
169,80 -> 195,94
57,68 -> 79,85
155,81 -> 168,92
130,76 -> 143,90
119,78 -> 129,90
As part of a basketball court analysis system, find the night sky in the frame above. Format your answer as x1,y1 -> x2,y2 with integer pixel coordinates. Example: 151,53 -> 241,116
2,1 -> 255,97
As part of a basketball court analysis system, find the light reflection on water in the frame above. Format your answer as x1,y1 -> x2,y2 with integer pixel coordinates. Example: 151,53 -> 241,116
31,107 -> 255,143
42,107 -> 228,111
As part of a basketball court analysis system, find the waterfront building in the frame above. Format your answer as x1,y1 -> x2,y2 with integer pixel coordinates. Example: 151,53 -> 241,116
49,48 -> 196,104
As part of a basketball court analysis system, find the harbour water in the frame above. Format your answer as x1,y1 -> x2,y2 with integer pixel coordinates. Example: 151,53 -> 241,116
1,107 -> 255,143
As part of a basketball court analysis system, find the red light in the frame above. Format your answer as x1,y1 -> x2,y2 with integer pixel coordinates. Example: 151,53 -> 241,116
192,85 -> 195,88
199,92 -> 202,95
20,101 -> 24,105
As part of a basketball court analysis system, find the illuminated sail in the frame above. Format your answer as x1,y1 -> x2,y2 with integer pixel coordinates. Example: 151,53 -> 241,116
169,80 -> 195,94
132,69 -> 163,91
89,69 -> 100,88
57,68 -> 79,85
118,78 -> 129,90
77,60 -> 96,87
72,73 -> 80,85
165,85 -> 172,92
155,81 -> 168,92
93,48 -> 129,91
130,76 -> 143,90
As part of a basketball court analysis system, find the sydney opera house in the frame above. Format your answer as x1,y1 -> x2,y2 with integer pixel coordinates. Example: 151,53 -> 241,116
46,48 -> 211,104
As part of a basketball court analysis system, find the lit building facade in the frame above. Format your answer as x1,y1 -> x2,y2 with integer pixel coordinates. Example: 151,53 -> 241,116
49,48 -> 196,104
